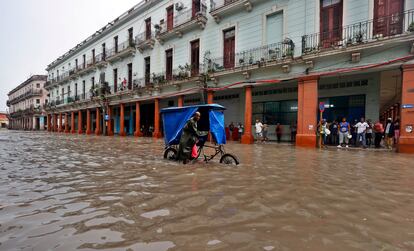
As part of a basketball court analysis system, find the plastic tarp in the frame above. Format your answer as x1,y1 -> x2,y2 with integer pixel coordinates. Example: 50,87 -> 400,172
161,107 -> 198,146
209,110 -> 226,145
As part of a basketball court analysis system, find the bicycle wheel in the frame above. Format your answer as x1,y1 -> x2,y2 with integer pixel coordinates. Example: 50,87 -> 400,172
163,147 -> 177,160
219,153 -> 240,165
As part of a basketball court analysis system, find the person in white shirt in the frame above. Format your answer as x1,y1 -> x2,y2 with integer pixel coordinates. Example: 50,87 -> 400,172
355,117 -> 369,148
255,119 -> 263,142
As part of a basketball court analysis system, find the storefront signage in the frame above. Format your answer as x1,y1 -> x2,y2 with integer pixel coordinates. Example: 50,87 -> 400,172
402,104 -> 414,109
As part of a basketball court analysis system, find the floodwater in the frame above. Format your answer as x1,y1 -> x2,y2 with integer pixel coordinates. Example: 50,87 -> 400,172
0,131 -> 414,251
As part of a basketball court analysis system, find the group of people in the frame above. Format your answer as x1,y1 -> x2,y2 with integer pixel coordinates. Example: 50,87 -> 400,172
227,122 -> 244,141
318,117 -> 400,149
254,119 -> 284,143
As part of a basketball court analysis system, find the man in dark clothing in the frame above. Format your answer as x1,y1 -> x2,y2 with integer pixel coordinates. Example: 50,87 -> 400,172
177,112 -> 207,164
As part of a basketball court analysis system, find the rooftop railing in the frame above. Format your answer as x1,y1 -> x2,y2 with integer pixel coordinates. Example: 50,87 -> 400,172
302,9 -> 414,55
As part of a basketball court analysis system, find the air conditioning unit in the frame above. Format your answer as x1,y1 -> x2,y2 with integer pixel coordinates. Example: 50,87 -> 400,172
175,2 -> 184,11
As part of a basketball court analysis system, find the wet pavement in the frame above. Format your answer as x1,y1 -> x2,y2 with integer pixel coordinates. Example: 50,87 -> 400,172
0,130 -> 414,251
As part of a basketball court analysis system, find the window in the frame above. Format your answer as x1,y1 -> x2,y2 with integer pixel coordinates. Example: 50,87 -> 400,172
92,49 -> 95,63
253,100 -> 298,125
83,54 -> 86,68
91,77 -> 95,89
167,6 -> 174,31
145,18 -> 152,40
82,81 -> 86,99
145,57 -> 151,84
67,86 -> 71,97
36,99 -> 40,104
320,0 -> 342,48
75,59 -> 78,69
102,43 -> 106,59
319,95 -> 366,122
190,40 -> 200,76
75,83 -> 78,97
36,83 -> 40,88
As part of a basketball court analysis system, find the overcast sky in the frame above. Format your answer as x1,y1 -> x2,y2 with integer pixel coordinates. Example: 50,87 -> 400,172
0,0 -> 140,112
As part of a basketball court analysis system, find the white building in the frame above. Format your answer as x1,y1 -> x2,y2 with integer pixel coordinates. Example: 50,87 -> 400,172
7,75 -> 49,130
44,0 -> 414,152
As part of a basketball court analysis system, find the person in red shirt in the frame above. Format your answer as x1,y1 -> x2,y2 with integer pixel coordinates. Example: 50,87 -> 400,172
373,120 -> 384,148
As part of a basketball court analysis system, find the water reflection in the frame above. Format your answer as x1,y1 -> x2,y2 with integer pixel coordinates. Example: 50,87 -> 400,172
0,130 -> 414,250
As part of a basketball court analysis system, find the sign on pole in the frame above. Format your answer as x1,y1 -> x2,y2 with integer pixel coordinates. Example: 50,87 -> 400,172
105,114 -> 110,121
319,102 -> 325,112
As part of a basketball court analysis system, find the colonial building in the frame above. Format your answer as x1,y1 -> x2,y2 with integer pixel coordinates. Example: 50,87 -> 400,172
7,75 -> 49,130
44,0 -> 414,153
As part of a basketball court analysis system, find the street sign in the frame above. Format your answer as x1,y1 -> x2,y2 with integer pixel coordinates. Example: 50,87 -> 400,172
402,104 -> 414,109
319,102 -> 325,112
104,114 -> 110,121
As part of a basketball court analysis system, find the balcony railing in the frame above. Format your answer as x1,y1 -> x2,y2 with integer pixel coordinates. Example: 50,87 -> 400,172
8,89 -> 44,105
136,31 -> 155,51
157,4 -> 208,40
206,40 -> 294,73
210,0 -> 239,12
302,9 -> 414,55
95,52 -> 107,66
107,39 -> 136,59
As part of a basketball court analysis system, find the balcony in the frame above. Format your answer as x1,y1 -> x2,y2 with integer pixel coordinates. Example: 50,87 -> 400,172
206,40 -> 294,76
76,58 -> 96,75
302,9 -> 414,56
209,0 -> 259,23
106,40 -> 136,63
136,31 -> 156,52
8,89 -> 44,105
95,52 -> 108,68
156,4 -> 208,43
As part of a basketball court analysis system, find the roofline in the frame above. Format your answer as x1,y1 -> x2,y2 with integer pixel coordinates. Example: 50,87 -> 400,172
46,0 -> 163,71
8,75 -> 47,96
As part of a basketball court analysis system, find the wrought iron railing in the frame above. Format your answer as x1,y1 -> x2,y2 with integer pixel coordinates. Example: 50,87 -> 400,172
136,31 -> 155,45
206,40 -> 294,73
158,4 -> 207,34
95,52 -> 106,63
210,0 -> 239,12
107,39 -> 136,58
302,9 -> 414,54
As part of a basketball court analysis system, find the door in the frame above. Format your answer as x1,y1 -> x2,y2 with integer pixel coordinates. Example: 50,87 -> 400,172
223,28 -> 235,69
374,0 -> 404,37
128,63 -> 133,90
320,0 -> 343,48
191,40 -> 200,76
166,49 -> 173,81
113,69 -> 118,93
145,57 -> 151,85
145,18 -> 151,39
128,28 -> 134,45
167,6 -> 174,31
192,0 -> 201,17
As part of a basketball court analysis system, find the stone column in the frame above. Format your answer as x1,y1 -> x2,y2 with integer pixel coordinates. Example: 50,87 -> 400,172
241,86 -> 254,144
398,64 -> 414,153
207,91 -> 214,104
59,113 -> 63,132
95,108 -> 101,135
119,103 -> 126,136
47,114 -> 51,132
64,113 -> 69,133
71,111 -> 76,133
178,95 -> 184,107
153,99 -> 162,138
54,114 -> 58,132
107,106 -> 114,136
134,101 -> 142,137
296,76 -> 319,148
78,110 -> 83,134
86,109 -> 92,135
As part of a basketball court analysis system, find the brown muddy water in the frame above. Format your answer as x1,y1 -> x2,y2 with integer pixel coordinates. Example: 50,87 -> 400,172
0,130 -> 414,251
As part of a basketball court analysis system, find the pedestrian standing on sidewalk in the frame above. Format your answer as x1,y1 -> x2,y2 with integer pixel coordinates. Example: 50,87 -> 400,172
255,119 -> 263,143
355,117 -> 369,148
290,121 -> 297,142
366,119 -> 373,148
262,124 -> 269,142
384,118 -> 395,149
237,122 -> 244,142
351,119 -> 358,146
373,120 -> 384,148
275,123 -> 282,143
394,118 -> 400,144
330,120 -> 339,146
337,117 -> 350,148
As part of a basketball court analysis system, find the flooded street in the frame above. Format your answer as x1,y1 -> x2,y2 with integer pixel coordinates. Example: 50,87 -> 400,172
0,130 -> 414,251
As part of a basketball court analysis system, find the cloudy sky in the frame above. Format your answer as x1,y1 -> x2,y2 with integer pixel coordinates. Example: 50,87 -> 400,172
0,0 -> 140,111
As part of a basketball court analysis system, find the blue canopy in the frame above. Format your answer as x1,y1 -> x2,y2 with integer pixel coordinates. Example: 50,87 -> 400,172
160,104 -> 226,145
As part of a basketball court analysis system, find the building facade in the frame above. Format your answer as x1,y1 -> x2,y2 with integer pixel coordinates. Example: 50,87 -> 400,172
7,75 -> 49,130
45,0 -> 414,152
0,112 -> 8,128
